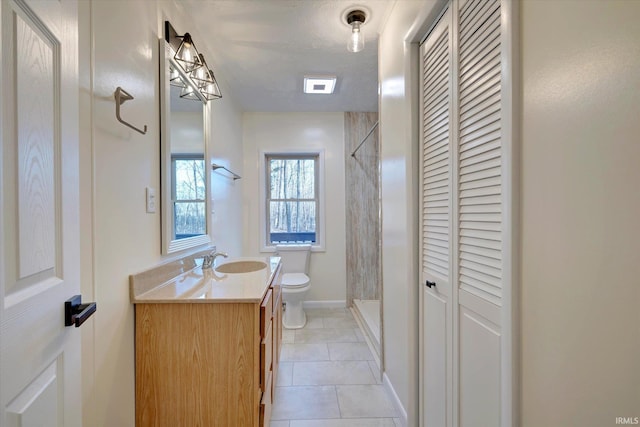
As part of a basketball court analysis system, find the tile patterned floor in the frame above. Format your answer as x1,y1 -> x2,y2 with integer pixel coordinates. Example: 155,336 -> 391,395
271,308 -> 401,427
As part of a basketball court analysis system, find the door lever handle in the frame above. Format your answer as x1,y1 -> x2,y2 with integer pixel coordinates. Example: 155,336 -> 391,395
65,295 -> 97,328
425,280 -> 436,288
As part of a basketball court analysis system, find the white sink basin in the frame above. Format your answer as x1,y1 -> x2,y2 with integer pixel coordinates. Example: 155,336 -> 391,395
215,260 -> 267,274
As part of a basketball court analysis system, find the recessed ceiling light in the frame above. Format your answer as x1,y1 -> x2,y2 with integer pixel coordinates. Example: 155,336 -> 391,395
303,76 -> 337,94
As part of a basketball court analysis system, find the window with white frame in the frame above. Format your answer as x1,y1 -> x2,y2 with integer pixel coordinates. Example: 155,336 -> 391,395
265,153 -> 320,247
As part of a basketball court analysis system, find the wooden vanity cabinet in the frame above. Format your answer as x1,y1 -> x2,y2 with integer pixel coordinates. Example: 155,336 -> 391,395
135,264 -> 283,427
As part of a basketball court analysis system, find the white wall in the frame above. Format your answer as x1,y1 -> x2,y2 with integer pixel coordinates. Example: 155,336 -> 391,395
242,112 -> 346,303
170,112 -> 204,154
86,2 -> 161,424
520,1 -> 640,426
210,93 -> 244,256
79,1 -> 244,425
378,1 -> 441,424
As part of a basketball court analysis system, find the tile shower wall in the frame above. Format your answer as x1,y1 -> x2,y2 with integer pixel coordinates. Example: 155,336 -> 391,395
345,112 -> 380,306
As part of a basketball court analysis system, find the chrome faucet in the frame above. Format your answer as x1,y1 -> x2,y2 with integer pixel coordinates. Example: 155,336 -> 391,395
202,250 -> 229,269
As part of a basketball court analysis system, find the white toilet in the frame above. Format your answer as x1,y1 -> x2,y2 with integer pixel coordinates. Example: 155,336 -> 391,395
276,244 -> 312,329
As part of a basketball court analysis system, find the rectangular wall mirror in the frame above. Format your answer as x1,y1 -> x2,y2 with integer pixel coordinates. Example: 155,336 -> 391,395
160,38 -> 211,254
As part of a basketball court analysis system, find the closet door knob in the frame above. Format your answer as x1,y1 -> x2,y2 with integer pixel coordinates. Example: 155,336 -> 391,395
425,280 -> 436,288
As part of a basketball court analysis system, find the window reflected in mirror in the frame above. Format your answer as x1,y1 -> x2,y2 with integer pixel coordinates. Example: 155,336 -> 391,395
169,86 -> 206,241
172,154 -> 205,239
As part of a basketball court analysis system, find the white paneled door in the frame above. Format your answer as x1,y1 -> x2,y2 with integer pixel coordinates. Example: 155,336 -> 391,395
420,0 -> 515,426
420,6 -> 453,427
1,1 -> 81,426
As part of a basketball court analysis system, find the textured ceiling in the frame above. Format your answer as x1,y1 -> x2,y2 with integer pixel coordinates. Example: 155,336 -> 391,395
182,0 -> 395,112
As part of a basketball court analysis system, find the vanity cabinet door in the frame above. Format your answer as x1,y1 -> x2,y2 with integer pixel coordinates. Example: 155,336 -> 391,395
261,289 -> 273,337
135,303 -> 257,426
272,288 -> 282,396
268,264 -> 283,397
260,287 -> 273,392
260,370 -> 273,427
260,304 -> 274,427
261,320 -> 273,392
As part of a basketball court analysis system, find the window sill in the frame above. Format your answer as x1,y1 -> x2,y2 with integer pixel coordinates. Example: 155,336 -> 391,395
260,244 -> 325,253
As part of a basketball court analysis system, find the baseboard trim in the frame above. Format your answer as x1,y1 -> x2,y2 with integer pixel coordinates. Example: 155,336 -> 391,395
302,300 -> 346,309
383,372 -> 408,426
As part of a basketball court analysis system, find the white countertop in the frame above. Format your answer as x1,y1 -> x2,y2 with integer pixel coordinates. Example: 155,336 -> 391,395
131,256 -> 281,304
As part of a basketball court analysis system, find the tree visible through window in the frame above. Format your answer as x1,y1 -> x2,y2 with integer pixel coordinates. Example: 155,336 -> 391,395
172,154 -> 206,239
266,154 -> 318,245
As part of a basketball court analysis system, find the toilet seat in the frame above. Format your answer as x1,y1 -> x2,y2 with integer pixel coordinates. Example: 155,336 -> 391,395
281,273 -> 310,288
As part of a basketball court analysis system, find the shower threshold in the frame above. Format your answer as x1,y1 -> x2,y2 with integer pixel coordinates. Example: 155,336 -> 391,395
351,299 -> 381,358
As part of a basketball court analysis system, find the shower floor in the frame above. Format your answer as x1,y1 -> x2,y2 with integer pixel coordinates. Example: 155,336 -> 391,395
352,299 -> 380,352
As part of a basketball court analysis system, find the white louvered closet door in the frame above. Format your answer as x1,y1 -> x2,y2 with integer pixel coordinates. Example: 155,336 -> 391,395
420,0 -> 513,426
420,7 -> 453,427
457,0 -> 504,425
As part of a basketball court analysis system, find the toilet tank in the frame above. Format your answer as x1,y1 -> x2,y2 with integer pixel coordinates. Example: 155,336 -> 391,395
275,244 -> 311,275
